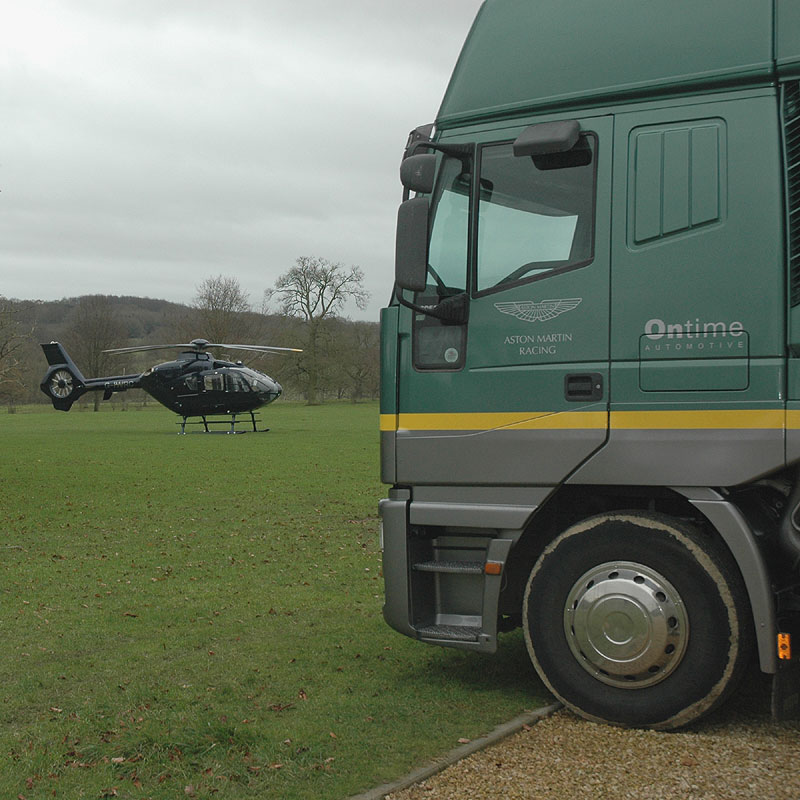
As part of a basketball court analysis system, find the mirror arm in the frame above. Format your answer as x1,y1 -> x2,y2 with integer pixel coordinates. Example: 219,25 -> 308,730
402,141 -> 473,201
405,140 -> 473,169
403,123 -> 434,159
401,140 -> 473,200
393,285 -> 468,325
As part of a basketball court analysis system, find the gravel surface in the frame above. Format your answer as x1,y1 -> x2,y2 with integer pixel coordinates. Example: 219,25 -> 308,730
386,669 -> 800,799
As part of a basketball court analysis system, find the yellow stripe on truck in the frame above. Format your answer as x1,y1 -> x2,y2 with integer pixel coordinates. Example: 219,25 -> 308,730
381,408 -> 788,433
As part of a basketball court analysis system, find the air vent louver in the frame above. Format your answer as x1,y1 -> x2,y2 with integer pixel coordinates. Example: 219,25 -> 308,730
784,82 -> 800,306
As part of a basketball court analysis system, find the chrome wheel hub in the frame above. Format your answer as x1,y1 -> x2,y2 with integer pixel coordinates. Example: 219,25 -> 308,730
563,561 -> 688,688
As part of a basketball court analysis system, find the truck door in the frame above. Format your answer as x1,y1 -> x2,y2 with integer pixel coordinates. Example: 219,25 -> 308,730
569,97 -> 786,487
394,115 -> 613,486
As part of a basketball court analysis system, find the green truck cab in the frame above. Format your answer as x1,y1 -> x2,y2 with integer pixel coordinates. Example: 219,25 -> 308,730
380,0 -> 800,728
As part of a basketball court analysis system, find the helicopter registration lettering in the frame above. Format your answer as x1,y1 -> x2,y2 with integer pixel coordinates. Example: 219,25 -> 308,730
104,379 -> 138,390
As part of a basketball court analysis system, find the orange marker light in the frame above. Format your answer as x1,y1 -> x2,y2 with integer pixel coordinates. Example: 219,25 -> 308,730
484,562 -> 503,576
778,632 -> 792,661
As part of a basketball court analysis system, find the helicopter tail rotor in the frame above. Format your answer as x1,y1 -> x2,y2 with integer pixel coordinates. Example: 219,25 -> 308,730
40,343 -> 89,411
48,369 -> 75,399
43,367 -> 88,410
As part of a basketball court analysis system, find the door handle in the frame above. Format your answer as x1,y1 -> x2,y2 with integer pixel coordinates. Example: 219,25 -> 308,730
564,373 -> 603,401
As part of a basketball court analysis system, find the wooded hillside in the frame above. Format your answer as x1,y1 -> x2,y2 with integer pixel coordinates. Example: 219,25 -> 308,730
1,293 -> 379,409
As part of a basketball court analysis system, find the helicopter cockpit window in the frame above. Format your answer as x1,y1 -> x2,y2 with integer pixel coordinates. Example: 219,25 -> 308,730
184,374 -> 199,392
225,373 -> 248,393
204,373 -> 224,392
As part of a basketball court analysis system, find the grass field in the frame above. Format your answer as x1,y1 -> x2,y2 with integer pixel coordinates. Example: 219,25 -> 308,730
0,402 -> 548,799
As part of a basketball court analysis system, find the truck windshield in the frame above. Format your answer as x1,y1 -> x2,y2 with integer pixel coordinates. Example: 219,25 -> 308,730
427,155 -> 469,295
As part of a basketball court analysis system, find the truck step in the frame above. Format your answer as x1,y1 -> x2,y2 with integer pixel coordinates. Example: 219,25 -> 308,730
416,624 -> 482,642
412,560 -> 484,574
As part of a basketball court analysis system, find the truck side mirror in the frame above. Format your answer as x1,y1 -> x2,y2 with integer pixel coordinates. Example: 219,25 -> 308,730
395,196 -> 429,292
400,154 -> 437,194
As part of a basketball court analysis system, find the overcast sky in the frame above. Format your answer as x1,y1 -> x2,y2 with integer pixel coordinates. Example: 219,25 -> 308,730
1,0 -> 484,321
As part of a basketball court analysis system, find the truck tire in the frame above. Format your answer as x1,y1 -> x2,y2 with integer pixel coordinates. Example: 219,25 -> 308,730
522,512 -> 752,729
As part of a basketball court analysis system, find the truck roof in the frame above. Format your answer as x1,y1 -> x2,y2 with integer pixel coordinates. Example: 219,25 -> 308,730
437,0 -> 800,128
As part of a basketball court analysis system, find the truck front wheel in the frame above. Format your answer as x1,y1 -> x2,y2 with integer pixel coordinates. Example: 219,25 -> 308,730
522,512 -> 752,729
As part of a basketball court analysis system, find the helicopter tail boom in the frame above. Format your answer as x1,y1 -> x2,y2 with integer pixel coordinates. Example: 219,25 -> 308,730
40,342 -> 141,411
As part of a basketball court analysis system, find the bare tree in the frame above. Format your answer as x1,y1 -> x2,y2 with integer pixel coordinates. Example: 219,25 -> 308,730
0,300 -> 28,412
342,321 -> 380,402
266,256 -> 369,404
66,295 -> 126,411
190,275 -> 252,343
324,318 -> 380,402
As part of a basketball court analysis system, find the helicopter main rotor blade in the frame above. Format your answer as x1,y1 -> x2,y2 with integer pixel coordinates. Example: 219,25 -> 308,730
103,341 -> 302,355
212,343 -> 303,354
102,344 -> 200,354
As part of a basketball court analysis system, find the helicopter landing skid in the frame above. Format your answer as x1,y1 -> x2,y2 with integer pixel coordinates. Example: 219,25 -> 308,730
176,411 -> 267,435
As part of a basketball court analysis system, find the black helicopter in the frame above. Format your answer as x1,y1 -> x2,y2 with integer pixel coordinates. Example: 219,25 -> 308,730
40,339 -> 301,432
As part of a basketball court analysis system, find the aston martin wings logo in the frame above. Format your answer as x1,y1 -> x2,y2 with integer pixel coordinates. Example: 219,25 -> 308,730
494,298 -> 582,322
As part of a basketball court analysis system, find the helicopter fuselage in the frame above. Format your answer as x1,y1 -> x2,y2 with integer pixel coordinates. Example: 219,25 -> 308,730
40,342 -> 283,418
139,352 -> 282,416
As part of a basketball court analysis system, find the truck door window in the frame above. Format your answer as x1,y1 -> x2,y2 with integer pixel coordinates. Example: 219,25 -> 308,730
475,135 -> 596,293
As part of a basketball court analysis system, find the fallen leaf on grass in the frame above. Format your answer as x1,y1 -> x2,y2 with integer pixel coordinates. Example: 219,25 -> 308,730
457,738 -> 470,744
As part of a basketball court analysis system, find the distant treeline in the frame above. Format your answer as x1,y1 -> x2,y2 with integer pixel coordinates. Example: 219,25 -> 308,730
0,293 -> 379,409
